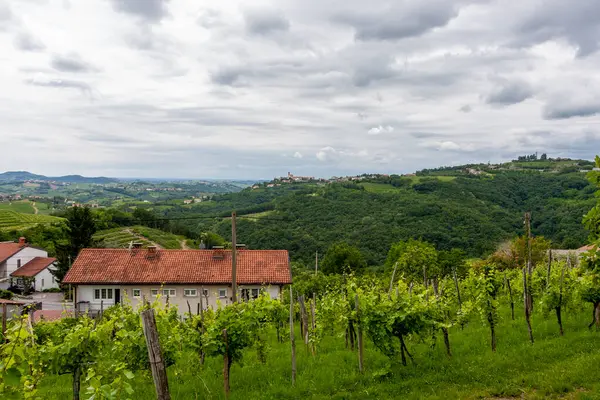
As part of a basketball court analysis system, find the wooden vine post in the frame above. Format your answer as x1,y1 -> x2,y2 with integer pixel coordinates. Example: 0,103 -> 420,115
355,294 -> 364,373
141,309 -> 171,400
311,293 -> 317,356
298,296 -> 309,349
505,276 -> 515,321
522,268 -> 534,344
223,329 -> 230,398
289,287 -> 297,386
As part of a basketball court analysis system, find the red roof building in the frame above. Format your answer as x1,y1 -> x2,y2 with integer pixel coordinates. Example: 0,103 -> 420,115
64,248 -> 291,315
11,257 -> 57,278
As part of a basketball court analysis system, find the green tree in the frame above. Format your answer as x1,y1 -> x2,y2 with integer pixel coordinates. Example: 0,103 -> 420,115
320,242 -> 367,275
583,156 -> 600,241
386,239 -> 439,283
52,206 -> 97,283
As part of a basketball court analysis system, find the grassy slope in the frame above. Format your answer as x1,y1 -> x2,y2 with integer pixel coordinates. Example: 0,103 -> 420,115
0,210 -> 64,230
38,308 -> 600,399
0,200 -> 35,214
94,226 -> 191,249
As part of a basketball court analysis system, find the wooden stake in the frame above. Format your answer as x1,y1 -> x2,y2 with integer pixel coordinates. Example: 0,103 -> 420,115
141,309 -> 171,400
557,265 -> 565,336
355,294 -> 364,373
298,296 -> 309,348
546,250 -> 552,290
506,277 -> 515,321
232,211 -> 237,303
289,287 -> 296,386
388,261 -> 399,299
452,268 -> 462,310
523,268 -> 534,344
311,293 -> 316,356
1,303 -> 6,343
223,329 -> 230,398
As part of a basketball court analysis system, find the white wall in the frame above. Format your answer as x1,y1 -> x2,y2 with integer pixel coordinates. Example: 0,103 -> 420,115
34,267 -> 59,291
5,247 -> 48,276
75,284 -> 283,316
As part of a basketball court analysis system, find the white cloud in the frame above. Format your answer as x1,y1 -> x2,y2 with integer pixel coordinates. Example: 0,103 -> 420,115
293,151 -> 303,158
0,0 -> 599,179
367,125 -> 394,135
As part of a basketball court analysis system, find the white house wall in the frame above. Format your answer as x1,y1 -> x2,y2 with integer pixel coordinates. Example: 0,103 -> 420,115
34,267 -> 59,291
0,247 -> 48,290
76,284 -> 282,315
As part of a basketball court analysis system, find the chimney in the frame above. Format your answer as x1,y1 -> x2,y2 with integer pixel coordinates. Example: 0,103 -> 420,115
213,248 -> 225,260
148,246 -> 157,255
18,237 -> 26,246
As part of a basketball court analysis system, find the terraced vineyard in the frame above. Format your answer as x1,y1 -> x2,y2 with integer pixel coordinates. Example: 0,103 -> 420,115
0,210 -> 64,230
94,226 -> 193,249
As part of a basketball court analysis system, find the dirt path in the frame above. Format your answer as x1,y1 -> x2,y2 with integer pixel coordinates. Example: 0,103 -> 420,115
180,239 -> 191,250
124,228 -> 163,249
32,201 -> 39,214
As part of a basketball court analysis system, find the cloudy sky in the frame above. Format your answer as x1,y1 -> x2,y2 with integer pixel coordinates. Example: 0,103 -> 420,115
1,0 -> 600,179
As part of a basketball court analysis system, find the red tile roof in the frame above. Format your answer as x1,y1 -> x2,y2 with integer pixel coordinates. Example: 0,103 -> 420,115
0,242 -> 27,264
33,309 -> 74,322
11,257 -> 56,277
63,249 -> 292,285
578,244 -> 598,252
0,298 -> 26,305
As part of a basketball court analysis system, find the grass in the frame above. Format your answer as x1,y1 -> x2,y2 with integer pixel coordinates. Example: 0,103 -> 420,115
94,226 -> 189,249
37,307 -> 600,399
0,210 -> 64,230
0,200 -> 35,214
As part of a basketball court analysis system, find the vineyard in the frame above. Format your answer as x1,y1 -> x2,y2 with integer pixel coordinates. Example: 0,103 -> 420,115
93,226 -> 193,249
0,210 -> 64,231
2,251 -> 600,399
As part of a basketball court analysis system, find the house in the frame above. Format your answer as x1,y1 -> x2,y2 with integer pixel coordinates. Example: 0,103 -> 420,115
10,257 -> 59,292
63,247 -> 292,316
0,238 -> 49,290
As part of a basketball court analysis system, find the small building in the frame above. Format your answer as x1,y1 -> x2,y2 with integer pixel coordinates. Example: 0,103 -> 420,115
0,238 -> 49,290
10,257 -> 59,292
63,248 -> 292,316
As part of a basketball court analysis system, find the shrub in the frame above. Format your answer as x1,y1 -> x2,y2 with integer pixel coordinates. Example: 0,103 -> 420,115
0,289 -> 14,300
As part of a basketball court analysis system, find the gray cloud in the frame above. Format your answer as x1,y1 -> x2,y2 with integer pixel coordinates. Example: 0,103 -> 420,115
334,1 -> 460,41
543,102 -> 600,120
14,31 -> 45,52
459,105 -> 472,113
244,8 -> 290,35
51,53 -> 97,73
27,77 -> 92,96
109,0 -> 170,22
515,0 -> 600,57
486,80 -> 534,106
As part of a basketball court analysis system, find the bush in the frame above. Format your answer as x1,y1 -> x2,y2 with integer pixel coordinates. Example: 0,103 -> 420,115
42,288 -> 62,293
0,289 -> 14,300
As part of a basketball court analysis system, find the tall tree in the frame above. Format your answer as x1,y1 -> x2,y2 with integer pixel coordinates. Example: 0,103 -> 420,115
320,242 -> 366,275
52,206 -> 97,283
386,239 -> 439,284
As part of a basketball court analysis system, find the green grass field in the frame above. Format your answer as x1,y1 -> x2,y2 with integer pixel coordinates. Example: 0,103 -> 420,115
0,210 -> 64,230
94,226 -> 190,249
37,307 -> 600,399
0,200 -> 35,214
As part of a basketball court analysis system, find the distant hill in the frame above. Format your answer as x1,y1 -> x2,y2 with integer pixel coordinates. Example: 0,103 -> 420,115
0,210 -> 64,231
0,171 -> 118,184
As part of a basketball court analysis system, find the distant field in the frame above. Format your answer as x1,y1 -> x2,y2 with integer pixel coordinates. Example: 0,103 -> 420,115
361,183 -> 403,193
0,200 -> 35,214
94,226 -> 191,249
0,210 -> 64,230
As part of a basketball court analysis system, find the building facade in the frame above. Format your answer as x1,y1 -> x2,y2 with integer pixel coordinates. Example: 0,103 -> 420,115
0,238 -> 49,290
63,247 -> 291,316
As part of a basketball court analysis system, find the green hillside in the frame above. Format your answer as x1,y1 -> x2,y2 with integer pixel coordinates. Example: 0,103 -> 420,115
0,210 -> 64,230
94,226 -> 192,249
152,162 -> 596,265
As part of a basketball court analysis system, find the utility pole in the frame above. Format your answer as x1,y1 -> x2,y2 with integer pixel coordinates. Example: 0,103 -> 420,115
231,211 -> 237,303
315,251 -> 318,275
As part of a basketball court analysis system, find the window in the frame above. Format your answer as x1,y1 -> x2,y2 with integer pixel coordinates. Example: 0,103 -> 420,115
202,289 -> 209,297
163,289 -> 176,297
218,288 -> 227,298
184,289 -> 197,297
94,288 -> 113,300
241,289 -> 250,301
151,289 -> 159,297
42,278 -> 45,288
251,288 -> 260,299
132,289 -> 141,298
17,259 -> 21,269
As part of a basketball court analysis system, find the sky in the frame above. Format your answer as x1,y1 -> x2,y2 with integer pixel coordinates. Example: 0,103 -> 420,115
1,0 -> 600,179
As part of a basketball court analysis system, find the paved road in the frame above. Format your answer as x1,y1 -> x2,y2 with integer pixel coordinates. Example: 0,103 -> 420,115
25,292 -> 74,311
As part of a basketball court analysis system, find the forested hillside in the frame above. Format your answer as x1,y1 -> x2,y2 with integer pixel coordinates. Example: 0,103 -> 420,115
157,167 -> 596,265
